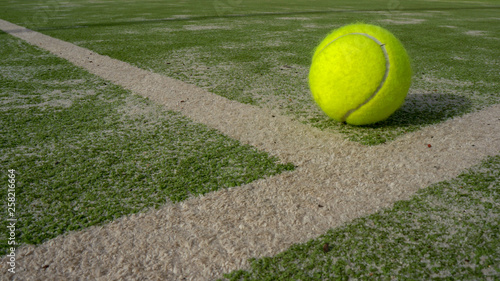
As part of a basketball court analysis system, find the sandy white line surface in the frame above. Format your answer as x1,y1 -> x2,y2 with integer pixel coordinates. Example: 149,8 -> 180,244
1,19 -> 499,280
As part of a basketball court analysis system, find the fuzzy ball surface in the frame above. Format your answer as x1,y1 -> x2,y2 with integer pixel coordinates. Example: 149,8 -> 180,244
309,23 -> 412,125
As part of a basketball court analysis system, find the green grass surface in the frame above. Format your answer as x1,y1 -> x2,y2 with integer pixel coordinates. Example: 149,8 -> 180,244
1,0 -> 498,145
0,1 -> 498,278
221,155 -> 500,280
0,32 -> 294,255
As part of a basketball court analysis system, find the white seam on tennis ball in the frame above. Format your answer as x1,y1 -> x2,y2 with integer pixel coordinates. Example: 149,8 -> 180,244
341,33 -> 390,123
317,32 -> 390,123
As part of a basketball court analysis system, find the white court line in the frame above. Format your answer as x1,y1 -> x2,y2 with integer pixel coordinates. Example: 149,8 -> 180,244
1,19 -> 499,280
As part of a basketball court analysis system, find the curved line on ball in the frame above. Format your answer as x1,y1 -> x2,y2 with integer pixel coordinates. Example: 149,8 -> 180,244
339,33 -> 390,123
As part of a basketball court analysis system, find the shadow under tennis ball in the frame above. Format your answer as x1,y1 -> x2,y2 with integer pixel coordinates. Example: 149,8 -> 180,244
368,93 -> 473,128
308,93 -> 473,145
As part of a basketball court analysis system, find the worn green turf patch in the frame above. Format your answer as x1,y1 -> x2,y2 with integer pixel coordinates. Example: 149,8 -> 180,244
0,32 -> 294,255
2,0 -> 494,27
221,154 -> 500,280
1,1 -> 499,145
1,0 -> 499,145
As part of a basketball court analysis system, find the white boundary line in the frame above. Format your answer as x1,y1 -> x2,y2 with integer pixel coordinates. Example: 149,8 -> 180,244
1,19 -> 499,280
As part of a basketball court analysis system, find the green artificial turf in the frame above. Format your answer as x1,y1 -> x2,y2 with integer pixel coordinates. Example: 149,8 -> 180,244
1,0 -> 498,145
0,32 -> 294,255
221,154 -> 500,280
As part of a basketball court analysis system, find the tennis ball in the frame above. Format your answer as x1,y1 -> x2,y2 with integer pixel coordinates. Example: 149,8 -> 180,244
309,23 -> 412,125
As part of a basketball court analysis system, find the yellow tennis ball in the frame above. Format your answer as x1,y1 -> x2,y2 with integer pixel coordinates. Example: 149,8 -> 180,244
309,23 -> 412,125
